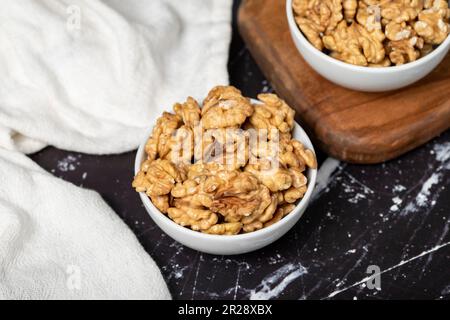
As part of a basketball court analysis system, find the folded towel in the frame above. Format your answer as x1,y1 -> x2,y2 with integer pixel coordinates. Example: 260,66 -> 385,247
0,0 -> 231,154
0,149 -> 172,299
0,0 -> 232,299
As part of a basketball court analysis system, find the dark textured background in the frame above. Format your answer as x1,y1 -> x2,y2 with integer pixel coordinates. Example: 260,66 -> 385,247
30,0 -> 450,299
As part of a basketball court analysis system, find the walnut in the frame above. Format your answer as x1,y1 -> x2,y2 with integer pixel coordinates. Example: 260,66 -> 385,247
171,179 -> 199,197
249,94 -> 295,135
290,139 -> 318,169
369,57 -> 392,67
143,104 -> 195,165
200,128 -> 249,170
132,159 -> 183,196
203,222 -> 243,235
264,204 -> 296,228
357,1 -> 383,32
292,0 -> 344,50
173,163 -> 231,201
167,207 -> 218,231
323,21 -> 386,66
210,172 -> 273,223
244,162 -> 293,193
186,162 -> 237,192
279,148 -> 304,169
245,138 -> 314,200
424,0 -> 450,17
163,125 -> 194,165
284,185 -> 308,204
386,36 -> 424,64
378,0 -> 424,23
174,193 -> 214,209
280,146 -> 309,205
356,21 -> 387,63
144,112 -> 181,161
290,173 -> 309,203
289,167 -> 308,188
357,0 -> 422,24
246,124 -> 287,164
173,97 -> 201,128
167,181 -> 216,232
295,17 -> 327,50
240,193 -> 279,232
150,195 -> 170,213
344,0 -> 358,22
414,0 -> 450,44
244,135 -> 315,193
385,21 -> 414,40
201,86 -> 253,129
173,164 -> 281,234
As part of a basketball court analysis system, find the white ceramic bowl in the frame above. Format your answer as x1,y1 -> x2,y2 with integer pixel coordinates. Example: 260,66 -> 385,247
286,0 -> 450,92
135,101 -> 318,255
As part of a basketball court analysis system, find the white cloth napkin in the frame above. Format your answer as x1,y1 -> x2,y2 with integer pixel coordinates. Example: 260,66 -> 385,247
0,149 -> 172,300
0,0 -> 232,299
0,0 -> 231,154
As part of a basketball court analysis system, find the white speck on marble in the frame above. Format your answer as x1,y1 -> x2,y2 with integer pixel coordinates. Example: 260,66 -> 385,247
418,173 -> 440,206
268,254 -> 284,265
390,204 -> 399,212
57,155 -> 80,172
402,172 -> 442,215
249,263 -> 307,300
399,142 -> 449,216
172,264 -> 188,280
434,142 -> 450,163
347,192 -> 366,204
393,184 -> 407,193
392,196 -> 402,205
340,173 -> 374,204
191,253 -> 203,299
390,196 -> 403,212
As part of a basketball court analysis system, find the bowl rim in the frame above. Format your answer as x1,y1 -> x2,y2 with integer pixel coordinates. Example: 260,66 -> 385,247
286,0 -> 450,73
134,99 -> 318,240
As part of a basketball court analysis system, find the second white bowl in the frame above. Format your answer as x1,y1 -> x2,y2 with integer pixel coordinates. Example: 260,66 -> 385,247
286,0 -> 450,92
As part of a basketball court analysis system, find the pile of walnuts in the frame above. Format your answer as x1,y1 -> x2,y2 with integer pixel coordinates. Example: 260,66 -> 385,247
293,0 -> 450,66
132,86 -> 317,235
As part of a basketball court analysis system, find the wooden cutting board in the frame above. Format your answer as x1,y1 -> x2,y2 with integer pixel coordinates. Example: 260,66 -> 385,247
238,0 -> 450,164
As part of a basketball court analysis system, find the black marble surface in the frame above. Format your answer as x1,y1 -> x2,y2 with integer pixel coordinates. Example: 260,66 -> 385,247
30,0 -> 450,300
